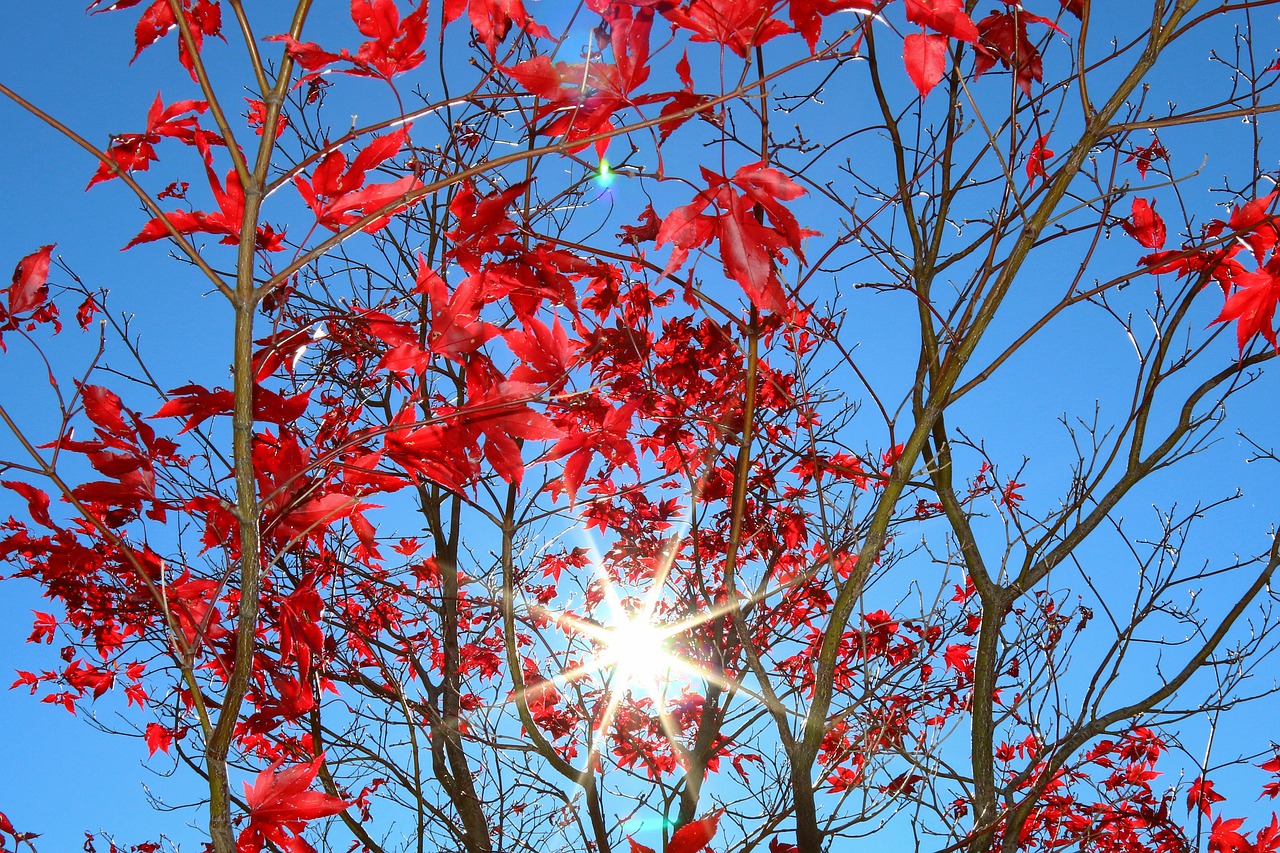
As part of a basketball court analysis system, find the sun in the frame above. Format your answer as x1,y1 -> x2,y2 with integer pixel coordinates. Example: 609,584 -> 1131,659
599,614 -> 678,693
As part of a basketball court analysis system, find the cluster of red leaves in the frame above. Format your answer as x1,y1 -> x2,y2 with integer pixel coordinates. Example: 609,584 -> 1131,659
294,127 -> 421,232
504,6 -> 691,157
270,0 -> 431,79
1123,187 -> 1280,351
658,162 -> 817,317
89,0 -> 223,77
5,3 -> 1277,853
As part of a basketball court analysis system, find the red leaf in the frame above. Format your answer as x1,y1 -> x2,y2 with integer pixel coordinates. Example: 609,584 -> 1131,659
668,810 -> 722,853
8,245 -> 54,316
131,0 -> 176,62
239,756 -> 349,853
1125,137 -> 1170,180
1121,198 -> 1166,250
973,7 -> 1061,95
661,0 -> 791,58
1210,817 -> 1250,853
2,481 -> 55,529
506,317 -> 575,387
1187,776 -> 1226,817
1227,191 -> 1279,263
443,0 -> 549,56
904,0 -> 979,43
1258,816 -> 1280,853
1026,134 -> 1053,184
445,181 -> 529,272
349,0 -> 430,77
83,384 -> 135,438
904,33 -> 948,98
27,612 -> 57,645
506,55 -> 563,100
627,839 -> 656,853
789,0 -> 875,52
619,204 -> 661,246
267,34 -> 343,71
1212,262 -> 1280,352
943,643 -> 974,679
145,722 -> 174,755
676,51 -> 694,90
294,127 -> 418,232
715,188 -> 792,314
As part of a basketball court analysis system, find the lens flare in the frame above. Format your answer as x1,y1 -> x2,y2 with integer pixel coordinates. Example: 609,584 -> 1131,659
601,614 -> 676,692
595,157 -> 615,189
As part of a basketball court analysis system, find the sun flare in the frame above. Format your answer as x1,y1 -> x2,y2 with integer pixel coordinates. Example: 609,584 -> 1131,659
601,615 -> 678,692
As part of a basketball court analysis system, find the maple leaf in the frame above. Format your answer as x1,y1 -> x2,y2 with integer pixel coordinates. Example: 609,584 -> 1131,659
1,244 -> 62,350
384,408 -> 481,493
904,33 -> 948,98
350,0 -> 429,77
246,98 -> 289,139
415,261 -> 500,364
1226,191 -> 1279,263
267,34 -> 343,72
239,756 -> 349,853
2,481 -> 55,529
152,384 -> 309,432
506,316 -> 576,387
445,181 -> 529,272
1212,260 -> 1280,352
93,0 -> 225,78
973,6 -> 1064,95
276,584 -> 326,679
504,8 -> 663,157
127,162 -> 285,251
1257,815 -> 1280,853
1121,198 -> 1167,250
905,0 -> 979,43
545,398 -> 640,505
6,244 -> 54,318
661,0 -> 792,58
1210,816 -> 1251,853
270,1 -> 430,79
789,0 -> 875,52
618,204 -> 661,246
443,0 -> 550,57
1187,775 -> 1226,816
943,643 -> 974,679
145,722 -> 175,755
657,164 -> 816,316
87,94 -> 211,188
1026,134 -> 1053,184
1125,136 -> 1170,179
461,370 -> 563,486
0,812 -> 39,847
252,325 -> 324,381
505,55 -> 564,100
669,809 -> 723,853
715,187 -> 793,314
625,810 -> 720,853
294,127 -> 422,233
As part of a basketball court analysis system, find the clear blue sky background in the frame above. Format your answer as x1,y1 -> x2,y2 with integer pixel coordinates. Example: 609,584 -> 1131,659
3,3 -> 1280,852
